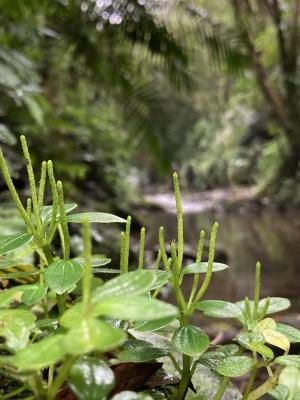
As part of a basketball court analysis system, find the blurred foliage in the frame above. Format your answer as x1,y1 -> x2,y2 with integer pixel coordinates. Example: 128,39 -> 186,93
0,0 -> 300,207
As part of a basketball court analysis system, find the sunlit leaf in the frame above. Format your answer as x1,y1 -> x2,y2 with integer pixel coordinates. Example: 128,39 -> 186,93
263,329 -> 290,351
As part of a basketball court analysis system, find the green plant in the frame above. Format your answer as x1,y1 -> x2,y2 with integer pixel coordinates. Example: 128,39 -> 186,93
0,137 -> 300,400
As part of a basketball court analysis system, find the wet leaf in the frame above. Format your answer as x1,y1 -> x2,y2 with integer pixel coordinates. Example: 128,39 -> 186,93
69,357 -> 114,400
45,259 -> 83,294
67,212 -> 126,224
259,298 -> 291,315
195,300 -> 243,319
0,233 -> 32,256
172,325 -> 209,357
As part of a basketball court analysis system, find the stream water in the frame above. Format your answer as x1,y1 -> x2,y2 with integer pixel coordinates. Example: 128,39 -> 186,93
139,191 -> 300,315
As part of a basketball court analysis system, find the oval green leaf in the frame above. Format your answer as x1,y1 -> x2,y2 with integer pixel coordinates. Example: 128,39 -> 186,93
216,356 -> 254,377
0,309 -> 36,351
172,325 -> 209,357
0,233 -> 33,256
45,259 -> 83,294
134,317 -> 176,332
21,285 -> 47,306
275,355 -> 300,368
195,300 -> 243,319
69,357 -> 114,400
259,298 -> 291,315
63,318 -> 126,355
118,339 -> 168,362
111,392 -> 154,400
67,212 -> 126,224
182,262 -> 229,275
94,295 -> 178,322
148,271 -> 171,290
276,323 -> 300,343
91,270 -> 156,303
73,257 -> 111,267
40,203 -> 77,225
11,334 -> 65,370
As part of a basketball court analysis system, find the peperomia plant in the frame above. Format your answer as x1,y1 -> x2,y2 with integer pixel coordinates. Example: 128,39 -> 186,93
0,136 -> 299,400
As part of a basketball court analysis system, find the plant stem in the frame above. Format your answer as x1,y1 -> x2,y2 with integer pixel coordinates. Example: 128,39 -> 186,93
173,172 -> 184,268
120,231 -> 126,273
192,222 -> 218,306
47,356 -> 77,400
253,262 -> 261,320
38,161 -> 47,208
27,373 -> 45,399
124,216 -> 131,273
214,376 -> 229,400
138,227 -> 146,270
57,181 -> 70,259
187,230 -> 205,308
159,226 -> 169,271
175,354 -> 191,400
242,366 -> 258,400
20,135 -> 44,237
82,219 -> 92,311
0,384 -> 27,399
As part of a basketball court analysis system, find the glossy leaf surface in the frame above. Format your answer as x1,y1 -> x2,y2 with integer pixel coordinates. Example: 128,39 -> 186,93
45,259 -> 83,294
69,357 -> 114,400
118,339 -> 168,362
172,325 -> 209,357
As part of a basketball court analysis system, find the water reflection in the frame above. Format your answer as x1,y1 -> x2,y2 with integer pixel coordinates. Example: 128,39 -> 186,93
140,199 -> 300,312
